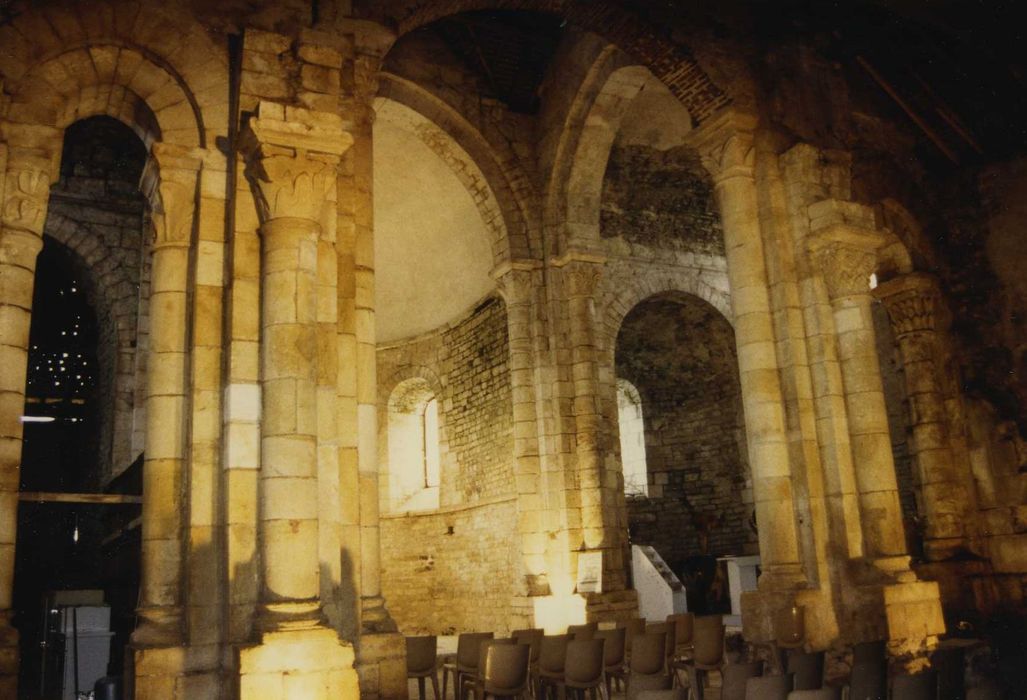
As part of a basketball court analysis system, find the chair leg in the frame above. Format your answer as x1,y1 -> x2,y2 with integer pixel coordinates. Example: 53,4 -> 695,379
443,669 -> 450,700
431,673 -> 441,700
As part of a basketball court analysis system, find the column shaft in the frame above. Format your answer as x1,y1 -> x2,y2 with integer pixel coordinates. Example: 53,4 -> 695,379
134,144 -> 202,645
875,273 -> 970,560
0,129 -> 60,697
808,225 -> 910,571
259,217 -> 323,623
692,115 -> 804,584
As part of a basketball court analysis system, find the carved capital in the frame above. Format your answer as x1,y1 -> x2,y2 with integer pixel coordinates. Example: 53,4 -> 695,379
1,123 -> 62,235
141,143 -> 203,249
685,107 -> 758,183
241,101 -> 352,224
494,263 -> 537,304
807,207 -> 886,301
873,272 -> 940,337
564,260 -> 603,298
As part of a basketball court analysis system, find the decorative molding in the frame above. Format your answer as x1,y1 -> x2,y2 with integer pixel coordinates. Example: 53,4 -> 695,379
141,143 -> 203,249
685,107 -> 758,183
564,259 -> 604,298
873,272 -> 940,337
807,219 -> 885,301
241,102 -> 352,224
1,154 -> 50,234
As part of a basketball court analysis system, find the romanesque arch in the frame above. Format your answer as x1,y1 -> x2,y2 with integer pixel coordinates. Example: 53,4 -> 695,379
357,0 -> 730,123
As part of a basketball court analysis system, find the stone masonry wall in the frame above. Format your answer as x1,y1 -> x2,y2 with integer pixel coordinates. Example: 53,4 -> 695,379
378,296 -> 517,630
874,301 -> 920,545
442,297 -> 514,501
615,296 -> 756,571
378,295 -> 513,507
380,496 -> 521,635
601,143 -> 723,257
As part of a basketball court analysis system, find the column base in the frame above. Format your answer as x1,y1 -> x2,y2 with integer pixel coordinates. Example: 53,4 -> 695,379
237,627 -> 359,700
0,613 -> 18,700
360,595 -> 398,635
881,579 -> 946,672
132,642 -> 221,700
923,536 -> 971,562
132,605 -> 183,646
356,631 -> 406,700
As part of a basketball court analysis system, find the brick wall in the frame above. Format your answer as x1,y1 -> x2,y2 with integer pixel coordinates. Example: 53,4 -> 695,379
601,143 -> 723,257
442,297 -> 514,501
615,296 -> 756,571
380,496 -> 521,634
378,295 -> 514,507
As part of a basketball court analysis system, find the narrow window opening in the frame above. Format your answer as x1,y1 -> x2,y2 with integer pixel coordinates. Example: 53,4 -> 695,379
617,379 -> 649,496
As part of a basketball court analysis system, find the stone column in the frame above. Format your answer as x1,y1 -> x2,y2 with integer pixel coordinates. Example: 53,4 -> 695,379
807,224 -> 911,573
243,103 -> 351,630
873,272 -> 970,561
561,255 -> 629,596
237,102 -> 359,699
0,124 -> 59,697
689,110 -> 804,588
133,143 -> 201,646
339,24 -> 407,698
496,265 -> 549,605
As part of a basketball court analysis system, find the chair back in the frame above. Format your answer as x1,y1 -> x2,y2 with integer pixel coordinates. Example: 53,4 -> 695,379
745,673 -> 793,700
568,622 -> 598,640
721,661 -> 763,700
476,638 -> 516,677
692,615 -> 725,667
646,622 -> 676,661
512,628 -> 544,663
891,670 -> 937,700
667,613 -> 694,648
848,661 -> 885,700
786,650 -> 824,691
456,632 -> 495,671
406,635 -> 438,675
629,632 -> 667,675
483,643 -> 531,695
565,639 -> 605,685
773,605 -> 805,648
623,618 -> 647,654
595,627 -> 626,667
538,634 -> 570,675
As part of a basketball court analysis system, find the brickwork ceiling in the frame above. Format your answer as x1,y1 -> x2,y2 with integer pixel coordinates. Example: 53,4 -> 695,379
425,10 -> 564,114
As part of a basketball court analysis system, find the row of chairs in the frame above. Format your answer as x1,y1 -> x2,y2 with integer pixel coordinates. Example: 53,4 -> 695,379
405,614 -> 731,700
412,616 -> 981,700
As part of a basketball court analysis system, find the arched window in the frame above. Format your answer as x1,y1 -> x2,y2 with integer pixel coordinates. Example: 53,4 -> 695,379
387,378 -> 441,512
617,379 -> 649,496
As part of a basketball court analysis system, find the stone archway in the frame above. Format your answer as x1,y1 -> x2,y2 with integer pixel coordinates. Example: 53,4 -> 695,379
359,0 -> 730,123
613,292 -> 753,612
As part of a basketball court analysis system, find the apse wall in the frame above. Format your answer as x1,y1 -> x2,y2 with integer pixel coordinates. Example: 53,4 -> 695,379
378,296 -> 520,633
